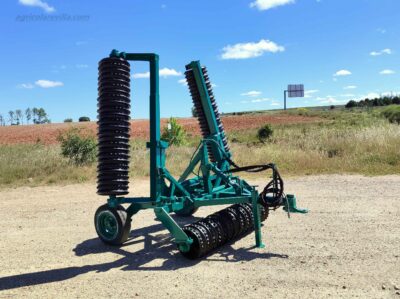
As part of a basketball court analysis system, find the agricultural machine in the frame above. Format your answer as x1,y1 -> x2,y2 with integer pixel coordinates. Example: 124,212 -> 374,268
94,49 -> 308,259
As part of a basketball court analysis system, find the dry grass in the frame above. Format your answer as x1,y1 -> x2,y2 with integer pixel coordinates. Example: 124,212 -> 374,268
0,108 -> 399,188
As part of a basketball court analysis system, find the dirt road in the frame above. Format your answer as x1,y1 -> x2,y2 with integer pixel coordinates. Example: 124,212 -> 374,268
0,175 -> 399,298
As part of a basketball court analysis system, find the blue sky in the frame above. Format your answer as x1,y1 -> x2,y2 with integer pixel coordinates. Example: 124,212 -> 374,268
1,0 -> 399,123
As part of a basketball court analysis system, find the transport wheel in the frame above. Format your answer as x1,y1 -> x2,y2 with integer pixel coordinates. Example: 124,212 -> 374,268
175,205 -> 199,217
94,204 -> 131,245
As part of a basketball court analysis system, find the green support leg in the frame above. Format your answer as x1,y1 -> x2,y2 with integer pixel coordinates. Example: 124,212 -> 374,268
154,207 -> 192,252
251,188 -> 265,248
283,194 -> 309,214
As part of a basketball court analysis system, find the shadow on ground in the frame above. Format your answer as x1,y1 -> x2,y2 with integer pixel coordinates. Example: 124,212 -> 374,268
0,216 -> 288,291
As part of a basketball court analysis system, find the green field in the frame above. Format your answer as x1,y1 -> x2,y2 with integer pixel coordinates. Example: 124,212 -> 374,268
1,106 -> 399,188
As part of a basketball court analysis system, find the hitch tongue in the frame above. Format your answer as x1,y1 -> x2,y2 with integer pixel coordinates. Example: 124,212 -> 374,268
283,194 -> 308,217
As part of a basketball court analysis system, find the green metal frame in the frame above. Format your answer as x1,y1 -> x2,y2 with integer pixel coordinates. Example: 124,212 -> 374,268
104,49 -> 307,252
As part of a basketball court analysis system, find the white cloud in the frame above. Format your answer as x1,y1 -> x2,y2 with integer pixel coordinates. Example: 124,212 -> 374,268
319,97 -> 339,104
370,48 -> 392,56
344,85 -> 357,90
242,97 -> 271,103
250,0 -> 295,11
304,89 -> 319,98
17,83 -> 35,89
241,90 -> 262,97
35,79 -> 63,88
75,41 -> 88,46
159,68 -> 182,77
178,78 -> 187,86
133,72 -> 150,79
380,91 -> 400,97
362,92 -> 380,99
76,64 -> 89,69
379,69 -> 395,75
133,67 -> 182,79
376,28 -> 386,34
271,102 -> 280,106
334,69 -> 352,76
221,39 -> 284,60
251,98 -> 270,103
19,0 -> 55,13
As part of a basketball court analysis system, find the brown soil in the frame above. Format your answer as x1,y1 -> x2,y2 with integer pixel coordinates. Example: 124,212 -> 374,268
0,114 -> 319,145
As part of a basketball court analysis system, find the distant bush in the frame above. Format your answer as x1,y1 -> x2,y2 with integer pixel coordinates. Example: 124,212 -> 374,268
57,128 -> 97,165
345,100 -> 358,108
257,124 -> 274,143
381,106 -> 400,124
330,105 -> 335,110
79,116 -> 90,122
296,108 -> 309,116
161,117 -> 187,146
345,96 -> 400,109
64,118 -> 73,123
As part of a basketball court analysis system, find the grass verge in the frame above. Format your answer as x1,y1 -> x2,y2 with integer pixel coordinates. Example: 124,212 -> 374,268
0,108 -> 399,188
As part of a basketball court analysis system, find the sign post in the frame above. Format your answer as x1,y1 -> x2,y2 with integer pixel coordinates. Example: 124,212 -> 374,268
284,84 -> 304,110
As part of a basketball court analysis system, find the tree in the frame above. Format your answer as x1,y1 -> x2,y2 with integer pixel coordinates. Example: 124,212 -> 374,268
64,118 -> 73,123
32,107 -> 38,124
37,108 -> 46,123
191,106 -> 198,118
32,108 -> 50,124
79,116 -> 90,122
0,114 -> 4,126
161,117 -> 187,146
25,108 -> 32,124
8,111 -> 15,125
345,100 -> 358,109
15,109 -> 23,125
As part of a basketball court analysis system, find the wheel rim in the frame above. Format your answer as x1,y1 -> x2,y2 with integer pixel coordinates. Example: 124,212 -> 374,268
97,210 -> 118,240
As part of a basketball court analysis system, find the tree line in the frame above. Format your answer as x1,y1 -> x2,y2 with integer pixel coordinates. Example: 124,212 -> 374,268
0,108 -> 50,126
345,96 -> 400,109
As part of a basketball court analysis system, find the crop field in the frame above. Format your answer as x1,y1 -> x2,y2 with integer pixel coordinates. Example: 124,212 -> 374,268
0,112 -> 318,145
0,107 -> 399,188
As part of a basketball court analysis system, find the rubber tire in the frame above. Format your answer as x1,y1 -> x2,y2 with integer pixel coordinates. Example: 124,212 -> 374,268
94,204 -> 131,245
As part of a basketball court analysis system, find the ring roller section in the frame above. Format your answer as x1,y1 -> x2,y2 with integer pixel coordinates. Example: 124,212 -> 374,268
181,203 -> 269,259
185,65 -> 229,162
97,57 -> 131,196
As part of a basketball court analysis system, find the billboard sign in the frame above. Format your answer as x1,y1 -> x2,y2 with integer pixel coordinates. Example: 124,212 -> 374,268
288,84 -> 304,98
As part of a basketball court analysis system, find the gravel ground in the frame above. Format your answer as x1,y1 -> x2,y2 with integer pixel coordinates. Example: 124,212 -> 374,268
0,175 -> 399,298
